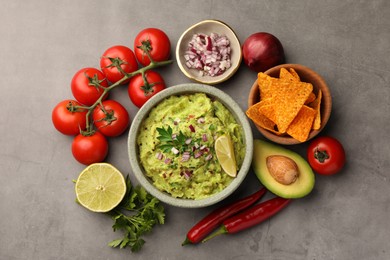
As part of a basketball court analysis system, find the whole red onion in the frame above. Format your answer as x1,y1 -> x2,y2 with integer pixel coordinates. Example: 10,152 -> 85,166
242,32 -> 285,72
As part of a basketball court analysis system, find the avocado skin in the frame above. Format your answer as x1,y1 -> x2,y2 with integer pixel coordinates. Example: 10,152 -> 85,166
252,139 -> 315,199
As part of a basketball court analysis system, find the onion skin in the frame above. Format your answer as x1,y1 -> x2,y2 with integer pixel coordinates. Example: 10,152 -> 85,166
242,32 -> 285,72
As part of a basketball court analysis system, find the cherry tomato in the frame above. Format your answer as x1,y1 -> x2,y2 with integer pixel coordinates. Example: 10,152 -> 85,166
72,131 -> 108,165
134,28 -> 171,66
71,68 -> 108,106
92,100 -> 130,137
52,100 -> 87,135
100,45 -> 138,84
128,70 -> 166,108
307,136 -> 346,175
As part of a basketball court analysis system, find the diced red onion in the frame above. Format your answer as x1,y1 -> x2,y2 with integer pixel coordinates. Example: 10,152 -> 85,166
205,154 -> 213,161
189,125 -> 195,132
171,147 -> 179,155
183,170 -> 193,180
156,152 -> 163,160
164,158 -> 171,164
185,138 -> 192,145
197,117 -> 205,124
200,145 -> 207,150
185,33 -> 232,77
194,151 -> 203,159
202,134 -> 208,142
181,152 -> 191,162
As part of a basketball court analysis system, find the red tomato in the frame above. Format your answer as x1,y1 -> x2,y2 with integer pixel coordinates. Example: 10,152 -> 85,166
128,70 -> 166,108
71,68 -> 108,106
134,28 -> 171,66
92,100 -> 130,137
307,136 -> 346,175
72,131 -> 108,165
100,45 -> 138,84
52,100 -> 87,135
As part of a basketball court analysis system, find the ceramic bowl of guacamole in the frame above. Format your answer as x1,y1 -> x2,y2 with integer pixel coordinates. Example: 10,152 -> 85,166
128,83 -> 253,208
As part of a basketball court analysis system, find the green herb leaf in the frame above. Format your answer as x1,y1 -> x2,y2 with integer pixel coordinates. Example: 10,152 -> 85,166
157,126 -> 190,154
107,175 -> 165,253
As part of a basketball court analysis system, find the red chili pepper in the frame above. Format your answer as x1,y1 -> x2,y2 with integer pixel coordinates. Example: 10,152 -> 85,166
202,197 -> 291,243
182,188 -> 267,245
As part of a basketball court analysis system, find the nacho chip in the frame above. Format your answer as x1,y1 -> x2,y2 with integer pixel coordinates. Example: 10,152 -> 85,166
288,68 -> 300,81
252,69 -> 319,141
286,105 -> 317,142
246,102 -> 281,135
271,81 -> 313,133
257,73 -> 274,99
308,89 -> 322,130
280,68 -> 299,82
256,98 -> 275,119
305,92 -> 316,104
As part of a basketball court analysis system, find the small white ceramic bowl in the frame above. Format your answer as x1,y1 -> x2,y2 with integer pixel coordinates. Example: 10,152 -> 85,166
176,20 -> 242,85
128,84 -> 253,208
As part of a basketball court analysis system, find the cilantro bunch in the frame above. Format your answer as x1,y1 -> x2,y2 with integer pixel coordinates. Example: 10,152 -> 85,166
108,176 -> 165,252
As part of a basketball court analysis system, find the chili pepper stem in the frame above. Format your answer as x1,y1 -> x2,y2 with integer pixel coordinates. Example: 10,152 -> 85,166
201,225 -> 228,243
181,237 -> 192,246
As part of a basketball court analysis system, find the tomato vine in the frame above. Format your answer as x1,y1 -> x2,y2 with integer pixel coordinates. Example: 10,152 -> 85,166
75,47 -> 172,135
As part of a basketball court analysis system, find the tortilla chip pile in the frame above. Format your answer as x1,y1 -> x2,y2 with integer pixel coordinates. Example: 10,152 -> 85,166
246,68 -> 322,142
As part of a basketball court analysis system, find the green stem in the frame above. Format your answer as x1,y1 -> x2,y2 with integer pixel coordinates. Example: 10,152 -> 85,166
181,237 -> 192,246
201,225 -> 228,243
80,58 -> 172,135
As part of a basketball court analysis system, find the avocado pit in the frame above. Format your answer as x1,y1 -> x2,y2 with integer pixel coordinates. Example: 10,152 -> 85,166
266,155 -> 299,185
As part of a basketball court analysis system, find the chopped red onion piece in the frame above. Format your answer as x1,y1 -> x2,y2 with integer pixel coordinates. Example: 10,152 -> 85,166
185,33 -> 232,77
171,147 -> 179,154
185,138 -> 192,145
183,170 -> 193,180
202,133 -> 208,142
181,152 -> 191,162
200,145 -> 207,150
194,151 -> 203,158
164,158 -> 171,164
197,117 -> 205,124
156,152 -> 163,160
205,154 -> 213,161
189,124 -> 195,132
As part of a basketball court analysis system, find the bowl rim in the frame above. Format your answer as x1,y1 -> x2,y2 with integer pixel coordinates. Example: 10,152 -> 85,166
248,63 -> 332,145
128,83 -> 253,208
175,19 -> 242,85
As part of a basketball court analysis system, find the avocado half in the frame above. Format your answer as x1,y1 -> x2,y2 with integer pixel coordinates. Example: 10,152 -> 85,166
253,139 -> 315,199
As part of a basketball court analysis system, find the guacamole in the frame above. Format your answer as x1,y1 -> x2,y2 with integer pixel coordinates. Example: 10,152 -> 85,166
137,93 -> 245,200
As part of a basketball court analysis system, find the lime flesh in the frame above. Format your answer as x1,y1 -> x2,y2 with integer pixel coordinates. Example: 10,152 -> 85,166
75,163 -> 126,212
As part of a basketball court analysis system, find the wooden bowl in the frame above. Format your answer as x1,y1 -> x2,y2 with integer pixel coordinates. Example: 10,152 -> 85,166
248,64 -> 332,145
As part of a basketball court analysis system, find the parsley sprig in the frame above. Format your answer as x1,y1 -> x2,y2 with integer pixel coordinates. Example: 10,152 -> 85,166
157,126 -> 189,154
107,175 -> 165,252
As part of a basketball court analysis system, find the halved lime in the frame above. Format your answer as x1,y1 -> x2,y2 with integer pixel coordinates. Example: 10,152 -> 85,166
75,163 -> 126,213
215,135 -> 237,177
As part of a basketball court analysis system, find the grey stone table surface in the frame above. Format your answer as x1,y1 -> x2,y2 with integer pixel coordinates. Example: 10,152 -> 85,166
1,1 -> 389,259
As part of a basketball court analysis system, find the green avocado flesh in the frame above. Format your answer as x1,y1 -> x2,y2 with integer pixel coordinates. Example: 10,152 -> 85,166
252,139 -> 315,199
